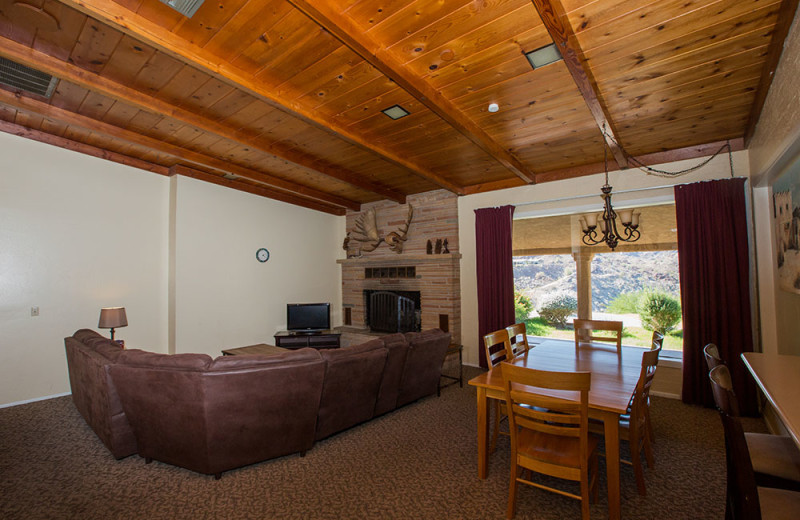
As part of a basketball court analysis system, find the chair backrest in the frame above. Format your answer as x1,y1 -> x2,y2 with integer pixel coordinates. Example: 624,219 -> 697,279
573,319 -> 623,352
630,346 -> 661,424
501,363 -> 592,456
650,330 -> 665,350
709,364 -> 742,417
506,322 -> 530,358
483,329 -> 512,369
704,343 -> 724,371
709,365 -> 761,519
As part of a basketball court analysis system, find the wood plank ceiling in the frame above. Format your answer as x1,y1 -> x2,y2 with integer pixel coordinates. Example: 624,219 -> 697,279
0,0 -> 794,215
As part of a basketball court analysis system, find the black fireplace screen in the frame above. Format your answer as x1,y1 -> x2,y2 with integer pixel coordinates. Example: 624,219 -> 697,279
365,290 -> 421,333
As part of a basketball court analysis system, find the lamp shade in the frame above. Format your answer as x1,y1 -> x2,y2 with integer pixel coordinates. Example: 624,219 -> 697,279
98,307 -> 128,329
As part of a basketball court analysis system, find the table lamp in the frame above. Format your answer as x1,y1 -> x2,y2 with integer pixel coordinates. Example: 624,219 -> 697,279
98,307 -> 127,341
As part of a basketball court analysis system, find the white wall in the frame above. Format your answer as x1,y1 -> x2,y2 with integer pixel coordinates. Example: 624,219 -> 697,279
748,14 -> 800,356
0,133 -> 344,405
171,176 -> 343,356
0,132 -> 170,404
458,151 -> 751,367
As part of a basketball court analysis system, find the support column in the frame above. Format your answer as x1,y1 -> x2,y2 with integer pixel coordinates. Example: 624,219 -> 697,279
572,251 -> 595,320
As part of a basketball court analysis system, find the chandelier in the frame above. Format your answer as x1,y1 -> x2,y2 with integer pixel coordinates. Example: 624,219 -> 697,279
578,127 -> 641,250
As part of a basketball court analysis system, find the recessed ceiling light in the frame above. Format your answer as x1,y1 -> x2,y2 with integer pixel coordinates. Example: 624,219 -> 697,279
488,103 -> 499,113
382,105 -> 410,120
525,43 -> 563,70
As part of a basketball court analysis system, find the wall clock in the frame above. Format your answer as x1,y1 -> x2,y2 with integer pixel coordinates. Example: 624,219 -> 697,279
256,248 -> 270,263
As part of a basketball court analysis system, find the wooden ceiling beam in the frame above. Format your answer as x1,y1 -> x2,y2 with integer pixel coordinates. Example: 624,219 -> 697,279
743,0 -> 800,146
57,0 -> 465,195
288,0 -> 536,185
0,119 -> 170,176
0,88 -> 360,211
0,119 -> 343,214
169,165 -> 346,215
462,138 -> 745,194
529,0 -> 628,169
0,36 -> 405,204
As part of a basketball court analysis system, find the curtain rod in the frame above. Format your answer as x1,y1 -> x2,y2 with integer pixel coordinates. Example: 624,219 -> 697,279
511,177 -> 747,208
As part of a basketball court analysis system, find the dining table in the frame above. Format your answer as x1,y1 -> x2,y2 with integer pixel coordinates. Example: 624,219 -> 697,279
468,338 -> 645,520
742,352 -> 800,449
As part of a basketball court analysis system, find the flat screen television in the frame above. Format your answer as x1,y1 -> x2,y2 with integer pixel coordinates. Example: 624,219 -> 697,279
287,303 -> 330,333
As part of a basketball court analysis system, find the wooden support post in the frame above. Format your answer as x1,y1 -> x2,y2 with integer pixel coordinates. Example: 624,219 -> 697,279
572,251 -> 595,320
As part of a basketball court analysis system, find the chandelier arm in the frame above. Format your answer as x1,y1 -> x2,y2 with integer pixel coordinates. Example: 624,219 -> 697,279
618,225 -> 641,242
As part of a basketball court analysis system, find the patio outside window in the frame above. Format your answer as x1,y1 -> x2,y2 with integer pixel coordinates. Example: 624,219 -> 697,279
512,203 -> 682,355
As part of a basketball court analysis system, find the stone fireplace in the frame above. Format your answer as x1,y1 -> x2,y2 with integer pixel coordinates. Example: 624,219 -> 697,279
338,190 -> 461,344
364,290 -> 421,333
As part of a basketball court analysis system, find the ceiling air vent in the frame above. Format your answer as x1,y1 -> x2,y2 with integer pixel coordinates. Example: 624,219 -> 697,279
158,0 -> 205,18
0,57 -> 58,98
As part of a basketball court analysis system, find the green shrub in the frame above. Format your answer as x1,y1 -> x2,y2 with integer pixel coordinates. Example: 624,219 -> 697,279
523,317 -> 553,336
606,291 -> 643,314
638,291 -> 682,333
537,292 -> 577,328
514,291 -> 534,323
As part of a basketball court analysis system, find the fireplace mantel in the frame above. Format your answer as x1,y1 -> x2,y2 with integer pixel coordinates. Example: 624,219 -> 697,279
337,253 -> 462,266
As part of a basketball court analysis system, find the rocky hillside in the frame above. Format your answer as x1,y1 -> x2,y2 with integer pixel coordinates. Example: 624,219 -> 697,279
514,251 -> 680,311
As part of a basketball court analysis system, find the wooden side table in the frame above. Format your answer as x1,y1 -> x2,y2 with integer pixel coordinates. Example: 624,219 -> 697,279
438,343 -> 463,395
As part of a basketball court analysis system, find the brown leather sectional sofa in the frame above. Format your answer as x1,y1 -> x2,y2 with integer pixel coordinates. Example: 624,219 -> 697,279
64,328 -> 451,478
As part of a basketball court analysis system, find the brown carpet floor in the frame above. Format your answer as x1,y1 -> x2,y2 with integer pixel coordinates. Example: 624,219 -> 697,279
0,366 -> 763,519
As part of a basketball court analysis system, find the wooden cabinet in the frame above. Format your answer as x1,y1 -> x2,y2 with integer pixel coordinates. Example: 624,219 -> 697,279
273,330 -> 341,350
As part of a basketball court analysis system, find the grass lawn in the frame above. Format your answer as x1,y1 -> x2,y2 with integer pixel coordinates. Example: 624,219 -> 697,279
523,317 -> 683,352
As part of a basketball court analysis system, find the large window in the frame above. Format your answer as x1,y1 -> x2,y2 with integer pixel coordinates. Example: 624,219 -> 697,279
512,203 -> 682,353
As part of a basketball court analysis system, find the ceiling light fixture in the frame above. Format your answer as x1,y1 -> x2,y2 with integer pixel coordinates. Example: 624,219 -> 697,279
488,103 -> 499,113
525,43 -> 563,70
579,125 -> 641,250
382,105 -> 410,120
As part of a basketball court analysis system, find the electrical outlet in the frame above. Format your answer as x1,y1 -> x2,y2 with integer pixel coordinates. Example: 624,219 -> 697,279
31,306 -> 39,317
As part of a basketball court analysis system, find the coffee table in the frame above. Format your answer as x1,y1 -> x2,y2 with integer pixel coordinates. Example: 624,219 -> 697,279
221,343 -> 288,357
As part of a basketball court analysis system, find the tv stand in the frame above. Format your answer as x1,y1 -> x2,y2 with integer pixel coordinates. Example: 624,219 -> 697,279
274,330 -> 341,350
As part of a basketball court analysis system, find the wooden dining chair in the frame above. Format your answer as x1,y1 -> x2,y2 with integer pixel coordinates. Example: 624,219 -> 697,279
709,365 -> 800,492
709,365 -> 800,519
624,345 -> 661,495
590,345 -> 661,495
704,343 -> 724,371
506,322 -> 531,358
645,333 -> 663,443
650,330 -> 665,350
573,319 -> 623,353
484,329 -> 513,454
501,363 -> 598,520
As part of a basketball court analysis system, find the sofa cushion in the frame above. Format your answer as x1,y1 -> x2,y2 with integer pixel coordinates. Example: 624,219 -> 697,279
320,338 -> 384,361
72,329 -> 123,360
396,329 -> 451,407
118,349 -> 212,370
315,339 -> 388,440
208,348 -> 321,371
95,343 -> 123,362
374,333 -> 410,416
64,332 -> 136,459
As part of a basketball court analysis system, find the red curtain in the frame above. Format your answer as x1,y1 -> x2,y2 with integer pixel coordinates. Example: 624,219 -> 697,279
475,205 -> 516,369
675,178 -> 757,415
